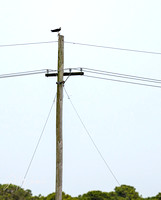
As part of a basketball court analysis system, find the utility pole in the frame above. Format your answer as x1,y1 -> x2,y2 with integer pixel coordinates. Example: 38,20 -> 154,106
45,32 -> 84,200
55,34 -> 64,200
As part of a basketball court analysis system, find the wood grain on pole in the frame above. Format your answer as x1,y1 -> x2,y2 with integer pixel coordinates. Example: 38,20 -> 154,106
56,34 -> 64,200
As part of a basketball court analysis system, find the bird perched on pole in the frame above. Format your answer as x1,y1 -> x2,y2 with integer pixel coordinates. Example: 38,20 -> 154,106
51,27 -> 61,33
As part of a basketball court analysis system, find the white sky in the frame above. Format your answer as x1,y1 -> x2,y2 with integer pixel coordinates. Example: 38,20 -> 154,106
1,0 -> 161,198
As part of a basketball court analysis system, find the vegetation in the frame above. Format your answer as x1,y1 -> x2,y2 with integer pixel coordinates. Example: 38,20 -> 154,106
0,184 -> 160,200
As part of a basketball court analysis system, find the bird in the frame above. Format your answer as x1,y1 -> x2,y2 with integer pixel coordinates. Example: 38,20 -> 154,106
51,27 -> 61,33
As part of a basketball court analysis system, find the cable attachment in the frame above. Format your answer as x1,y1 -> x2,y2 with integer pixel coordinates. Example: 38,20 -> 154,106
56,81 -> 65,85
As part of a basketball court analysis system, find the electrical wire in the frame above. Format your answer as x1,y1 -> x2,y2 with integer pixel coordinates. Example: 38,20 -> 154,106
20,94 -> 57,188
0,41 -> 57,48
64,87 -> 120,186
84,74 -> 161,89
82,68 -> 161,84
65,41 -> 161,55
0,69 -> 55,79
64,67 -> 81,71
63,67 -> 161,88
1,67 -> 161,89
0,68 -> 79,79
1,39 -> 161,55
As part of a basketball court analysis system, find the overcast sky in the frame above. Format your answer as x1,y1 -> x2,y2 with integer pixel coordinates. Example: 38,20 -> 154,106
1,0 -> 161,198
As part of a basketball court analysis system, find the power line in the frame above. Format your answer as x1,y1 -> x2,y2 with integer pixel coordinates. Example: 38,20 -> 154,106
2,67 -> 161,89
65,41 -> 161,55
0,41 -> 57,48
82,68 -> 161,84
1,39 -> 161,56
64,87 -> 120,186
64,67 -> 161,88
84,74 -> 161,89
0,68 -> 79,79
20,94 -> 57,188
0,69 -> 55,79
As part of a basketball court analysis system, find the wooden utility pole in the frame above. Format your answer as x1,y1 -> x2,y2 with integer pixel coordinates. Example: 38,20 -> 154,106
55,34 -> 64,200
45,32 -> 84,200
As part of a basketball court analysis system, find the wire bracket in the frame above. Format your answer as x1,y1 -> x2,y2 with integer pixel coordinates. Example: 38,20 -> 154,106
56,81 -> 65,85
